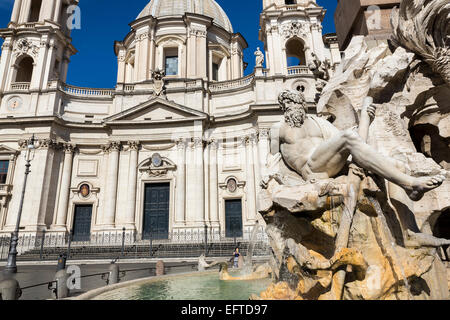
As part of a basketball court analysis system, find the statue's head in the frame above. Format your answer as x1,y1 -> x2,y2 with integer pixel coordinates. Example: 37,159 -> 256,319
278,90 -> 307,128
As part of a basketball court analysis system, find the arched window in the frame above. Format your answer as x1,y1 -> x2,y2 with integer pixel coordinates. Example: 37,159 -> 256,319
286,38 -> 306,67
28,0 -> 42,22
15,56 -> 34,83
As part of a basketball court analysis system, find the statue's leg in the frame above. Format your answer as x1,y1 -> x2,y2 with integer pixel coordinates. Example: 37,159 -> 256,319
307,129 -> 445,201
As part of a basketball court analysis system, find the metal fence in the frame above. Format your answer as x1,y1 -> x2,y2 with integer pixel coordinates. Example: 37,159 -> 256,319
0,227 -> 271,261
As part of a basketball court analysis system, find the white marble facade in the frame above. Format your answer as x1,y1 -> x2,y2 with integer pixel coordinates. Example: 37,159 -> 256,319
0,0 -> 341,241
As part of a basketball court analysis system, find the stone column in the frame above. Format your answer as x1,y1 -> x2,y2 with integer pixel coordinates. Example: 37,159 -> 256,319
20,0 -> 32,23
250,133 -> 261,188
103,142 -> 120,228
311,23 -> 325,61
133,38 -> 141,82
42,43 -> 56,85
187,29 -> 197,78
10,0 -> 22,23
116,50 -> 126,84
124,141 -> 139,228
137,30 -> 150,81
209,140 -> 219,225
258,129 -> 270,178
175,139 -> 186,224
31,38 -> 50,91
193,137 -> 204,224
197,31 -> 207,78
149,30 -> 156,74
54,143 -> 75,228
0,39 -> 13,93
53,0 -> 62,22
244,136 -> 257,221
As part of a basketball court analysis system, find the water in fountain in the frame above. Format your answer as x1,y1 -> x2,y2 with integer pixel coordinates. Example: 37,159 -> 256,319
243,221 -> 260,275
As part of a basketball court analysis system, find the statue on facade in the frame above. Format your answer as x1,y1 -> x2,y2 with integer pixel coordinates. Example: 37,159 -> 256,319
254,47 -> 264,68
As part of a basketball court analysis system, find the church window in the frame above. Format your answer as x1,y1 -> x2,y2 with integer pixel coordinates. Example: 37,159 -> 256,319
0,160 -> 9,184
285,0 -> 296,5
165,56 -> 178,76
164,47 -> 179,76
28,0 -> 42,22
15,56 -> 34,83
212,63 -> 219,81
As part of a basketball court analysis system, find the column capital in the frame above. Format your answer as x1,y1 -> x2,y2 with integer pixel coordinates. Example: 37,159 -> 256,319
248,133 -> 258,145
176,138 -> 188,150
192,137 -> 204,149
258,128 -> 270,140
37,138 -> 57,150
128,141 -> 140,151
62,143 -> 76,154
239,136 -> 248,147
103,141 -> 121,153
207,139 -> 219,150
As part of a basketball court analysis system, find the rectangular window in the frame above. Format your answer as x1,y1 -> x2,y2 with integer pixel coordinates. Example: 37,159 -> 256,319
165,56 -> 178,76
212,63 -> 219,81
0,160 -> 9,184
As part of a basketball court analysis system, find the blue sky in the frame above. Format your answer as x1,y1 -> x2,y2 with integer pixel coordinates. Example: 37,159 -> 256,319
0,0 -> 337,88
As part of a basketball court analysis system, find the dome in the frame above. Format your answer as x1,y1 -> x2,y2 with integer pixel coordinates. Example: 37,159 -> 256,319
137,0 -> 233,33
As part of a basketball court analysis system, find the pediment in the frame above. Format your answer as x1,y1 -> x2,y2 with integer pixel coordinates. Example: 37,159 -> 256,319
105,97 -> 208,124
0,144 -> 19,155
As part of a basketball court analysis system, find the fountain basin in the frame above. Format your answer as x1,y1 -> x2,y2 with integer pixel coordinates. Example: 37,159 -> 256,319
73,271 -> 273,300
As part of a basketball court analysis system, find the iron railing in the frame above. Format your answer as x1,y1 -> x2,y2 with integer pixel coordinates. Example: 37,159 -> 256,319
0,227 -> 270,261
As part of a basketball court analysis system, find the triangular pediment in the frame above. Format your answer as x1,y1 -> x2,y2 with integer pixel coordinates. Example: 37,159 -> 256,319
105,97 -> 208,124
0,144 -> 18,155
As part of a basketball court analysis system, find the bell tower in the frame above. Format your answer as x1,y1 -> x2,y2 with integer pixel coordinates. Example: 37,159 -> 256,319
0,0 -> 78,101
259,0 -> 339,76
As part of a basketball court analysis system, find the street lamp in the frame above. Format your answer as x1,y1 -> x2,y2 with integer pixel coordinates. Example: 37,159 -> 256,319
4,135 -> 36,274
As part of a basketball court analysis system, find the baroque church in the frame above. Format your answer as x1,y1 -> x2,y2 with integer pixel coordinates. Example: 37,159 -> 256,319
0,0 -> 341,244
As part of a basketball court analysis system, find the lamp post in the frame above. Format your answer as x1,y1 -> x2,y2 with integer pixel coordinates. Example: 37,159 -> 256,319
4,135 -> 36,274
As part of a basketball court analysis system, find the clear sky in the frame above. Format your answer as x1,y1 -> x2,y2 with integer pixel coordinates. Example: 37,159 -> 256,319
0,0 -> 337,88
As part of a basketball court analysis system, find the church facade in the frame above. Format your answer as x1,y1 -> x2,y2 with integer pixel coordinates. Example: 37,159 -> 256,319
0,0 -> 340,243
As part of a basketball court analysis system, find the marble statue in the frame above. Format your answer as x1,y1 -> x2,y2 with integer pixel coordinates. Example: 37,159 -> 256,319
255,47 -> 264,68
256,0 -> 450,300
277,90 -> 445,202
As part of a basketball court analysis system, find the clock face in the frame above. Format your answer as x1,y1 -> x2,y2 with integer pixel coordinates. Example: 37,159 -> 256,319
7,97 -> 22,111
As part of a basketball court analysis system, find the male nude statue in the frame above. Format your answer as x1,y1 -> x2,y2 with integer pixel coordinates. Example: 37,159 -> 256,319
277,90 -> 446,202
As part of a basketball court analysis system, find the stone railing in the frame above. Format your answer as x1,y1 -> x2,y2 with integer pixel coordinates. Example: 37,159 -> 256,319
59,82 -> 114,98
287,66 -> 311,76
23,22 -> 37,28
280,3 -> 306,11
10,82 -> 30,91
209,74 -> 255,93
124,84 -> 135,93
